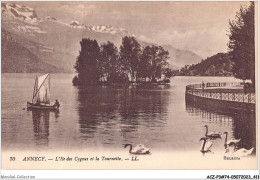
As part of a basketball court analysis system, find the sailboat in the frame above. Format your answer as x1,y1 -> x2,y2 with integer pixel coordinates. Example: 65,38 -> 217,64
27,73 -> 59,110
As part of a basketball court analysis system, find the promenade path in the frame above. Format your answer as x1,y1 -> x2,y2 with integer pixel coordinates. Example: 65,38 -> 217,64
197,85 -> 244,93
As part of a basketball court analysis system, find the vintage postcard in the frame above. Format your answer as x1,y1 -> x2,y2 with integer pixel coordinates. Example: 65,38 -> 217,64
1,1 -> 258,174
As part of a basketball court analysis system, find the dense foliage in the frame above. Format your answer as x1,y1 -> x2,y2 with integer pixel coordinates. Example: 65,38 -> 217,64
73,36 -> 174,86
73,39 -> 100,85
119,36 -> 142,82
139,46 -> 170,81
228,2 -> 255,85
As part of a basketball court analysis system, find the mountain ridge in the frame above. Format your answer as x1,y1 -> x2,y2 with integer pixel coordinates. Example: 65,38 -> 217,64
175,53 -> 233,76
2,2 -> 203,73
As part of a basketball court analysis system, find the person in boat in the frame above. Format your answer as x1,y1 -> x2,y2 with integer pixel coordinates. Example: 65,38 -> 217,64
202,81 -> 205,91
54,99 -> 60,108
36,99 -> 41,105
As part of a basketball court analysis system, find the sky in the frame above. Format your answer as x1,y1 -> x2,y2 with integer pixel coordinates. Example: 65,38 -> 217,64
16,1 -> 250,58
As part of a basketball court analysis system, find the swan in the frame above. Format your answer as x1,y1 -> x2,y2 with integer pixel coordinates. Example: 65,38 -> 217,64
124,144 -> 151,155
204,125 -> 221,139
225,142 -> 254,157
200,137 -> 214,153
223,132 -> 241,148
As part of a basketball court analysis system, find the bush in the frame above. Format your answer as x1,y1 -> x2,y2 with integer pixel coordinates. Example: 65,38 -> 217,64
151,78 -> 157,83
107,73 -> 129,84
72,75 -> 79,86
243,82 -> 255,93
163,79 -> 171,83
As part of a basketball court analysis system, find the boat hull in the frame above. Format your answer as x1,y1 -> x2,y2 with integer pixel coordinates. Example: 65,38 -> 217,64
27,102 -> 59,110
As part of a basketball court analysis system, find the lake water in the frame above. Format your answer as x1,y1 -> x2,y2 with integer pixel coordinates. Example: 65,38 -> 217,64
1,74 -> 256,154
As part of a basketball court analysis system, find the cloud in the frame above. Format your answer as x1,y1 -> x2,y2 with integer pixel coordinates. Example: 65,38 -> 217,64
59,4 -> 96,20
138,26 -> 229,58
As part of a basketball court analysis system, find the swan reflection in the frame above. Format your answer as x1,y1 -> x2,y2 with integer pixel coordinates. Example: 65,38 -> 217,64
186,97 -> 256,154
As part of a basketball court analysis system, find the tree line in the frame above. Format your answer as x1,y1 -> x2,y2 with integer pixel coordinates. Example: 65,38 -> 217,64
174,53 -> 233,76
73,36 -> 174,86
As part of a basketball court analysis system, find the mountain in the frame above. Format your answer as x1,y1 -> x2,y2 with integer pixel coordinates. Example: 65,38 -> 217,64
2,2 -> 202,73
1,3 -> 37,23
175,53 -> 233,76
1,29 -> 61,73
162,45 -> 202,68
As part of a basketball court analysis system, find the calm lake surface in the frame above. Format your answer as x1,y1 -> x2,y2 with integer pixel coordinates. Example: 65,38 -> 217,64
1,74 -> 256,153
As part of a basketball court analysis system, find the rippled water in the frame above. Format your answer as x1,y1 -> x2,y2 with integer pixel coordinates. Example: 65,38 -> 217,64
1,74 -> 256,153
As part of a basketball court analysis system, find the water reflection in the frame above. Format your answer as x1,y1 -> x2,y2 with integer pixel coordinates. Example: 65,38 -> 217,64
30,109 -> 59,147
185,98 -> 256,153
186,105 -> 233,127
76,86 -> 170,148
118,87 -> 170,144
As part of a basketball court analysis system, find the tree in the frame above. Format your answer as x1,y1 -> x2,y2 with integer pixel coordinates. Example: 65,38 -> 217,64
152,46 -> 170,80
73,38 -> 101,85
100,41 -> 119,82
139,45 -> 170,81
164,68 -> 174,79
119,36 -> 141,81
139,46 -> 153,80
228,2 -> 255,85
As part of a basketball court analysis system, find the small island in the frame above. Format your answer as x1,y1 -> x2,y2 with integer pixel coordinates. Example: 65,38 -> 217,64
72,36 -> 174,86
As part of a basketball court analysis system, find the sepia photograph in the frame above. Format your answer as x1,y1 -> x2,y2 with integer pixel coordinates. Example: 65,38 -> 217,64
1,0 -> 258,174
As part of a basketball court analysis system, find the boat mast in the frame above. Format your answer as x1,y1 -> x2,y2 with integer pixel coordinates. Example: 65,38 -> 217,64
49,73 -> 51,103
32,76 -> 38,103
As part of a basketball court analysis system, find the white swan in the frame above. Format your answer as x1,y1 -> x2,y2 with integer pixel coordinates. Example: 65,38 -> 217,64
223,132 -> 241,148
204,125 -> 221,139
124,144 -> 151,155
200,137 -> 214,153
225,142 -> 254,157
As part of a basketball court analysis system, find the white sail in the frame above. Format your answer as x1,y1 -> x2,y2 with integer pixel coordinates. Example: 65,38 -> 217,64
32,73 -> 50,104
